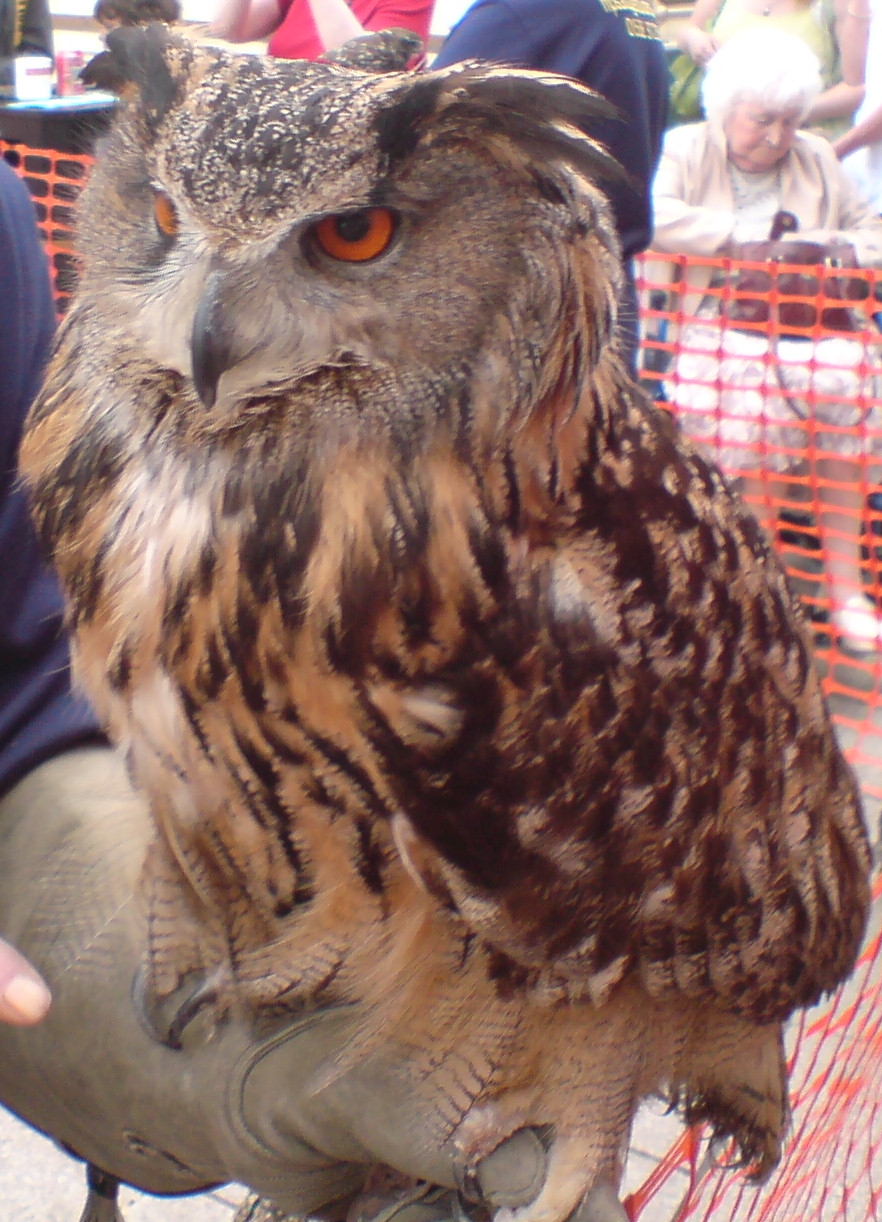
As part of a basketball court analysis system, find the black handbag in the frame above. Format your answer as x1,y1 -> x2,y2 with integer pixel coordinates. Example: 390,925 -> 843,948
723,236 -> 869,334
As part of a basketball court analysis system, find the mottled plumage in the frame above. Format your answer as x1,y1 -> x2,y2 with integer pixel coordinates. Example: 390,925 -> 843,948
20,26 -> 871,1222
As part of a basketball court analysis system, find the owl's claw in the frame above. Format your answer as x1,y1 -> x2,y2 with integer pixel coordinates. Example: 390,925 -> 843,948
132,965 -> 228,1050
567,1183 -> 629,1222
455,1127 -> 548,1211
458,1128 -> 626,1222
348,1183 -> 473,1222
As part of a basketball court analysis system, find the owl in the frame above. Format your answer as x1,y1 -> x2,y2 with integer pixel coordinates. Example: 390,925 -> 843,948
20,25 -> 871,1222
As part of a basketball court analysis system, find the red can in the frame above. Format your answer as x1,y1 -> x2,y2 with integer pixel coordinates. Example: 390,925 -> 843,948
55,51 -> 87,96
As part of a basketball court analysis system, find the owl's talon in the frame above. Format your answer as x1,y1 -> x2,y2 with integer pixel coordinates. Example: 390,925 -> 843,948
349,1183 -> 474,1222
453,1160 -> 481,1205
567,1183 -> 628,1222
132,965 -> 227,1050
458,1127 -> 548,1212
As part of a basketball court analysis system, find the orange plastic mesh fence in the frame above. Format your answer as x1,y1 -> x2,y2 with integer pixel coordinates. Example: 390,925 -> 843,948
637,252 -> 882,803
1,140 -> 92,314
6,145 -> 882,1221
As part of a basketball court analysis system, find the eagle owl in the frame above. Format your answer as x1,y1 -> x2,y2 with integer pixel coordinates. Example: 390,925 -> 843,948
20,25 -> 871,1222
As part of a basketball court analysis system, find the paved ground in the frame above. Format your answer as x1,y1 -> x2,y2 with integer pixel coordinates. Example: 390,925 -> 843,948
0,1110 -> 246,1220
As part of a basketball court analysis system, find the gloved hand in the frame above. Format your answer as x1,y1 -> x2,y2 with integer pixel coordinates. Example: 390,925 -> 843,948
0,745 -> 367,1208
0,746 -> 560,1220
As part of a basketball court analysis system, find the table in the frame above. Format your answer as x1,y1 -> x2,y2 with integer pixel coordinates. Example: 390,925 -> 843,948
0,92 -> 116,155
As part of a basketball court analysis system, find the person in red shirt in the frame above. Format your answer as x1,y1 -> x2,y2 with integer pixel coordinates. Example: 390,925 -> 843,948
209,0 -> 433,62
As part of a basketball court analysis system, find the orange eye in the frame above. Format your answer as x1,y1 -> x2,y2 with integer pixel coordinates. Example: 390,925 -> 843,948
312,208 -> 396,262
153,191 -> 179,238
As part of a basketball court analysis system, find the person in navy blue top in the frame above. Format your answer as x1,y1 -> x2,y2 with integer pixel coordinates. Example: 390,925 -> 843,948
432,0 -> 669,367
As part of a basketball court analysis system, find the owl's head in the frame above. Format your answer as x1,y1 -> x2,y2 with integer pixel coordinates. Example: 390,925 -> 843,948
72,27 -> 626,438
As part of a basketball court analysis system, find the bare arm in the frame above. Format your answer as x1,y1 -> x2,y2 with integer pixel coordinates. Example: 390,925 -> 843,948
674,0 -> 723,64
805,80 -> 865,125
210,0 -> 280,42
834,101 -> 882,157
836,0 -> 871,83
308,0 -> 364,49
799,0 -> 869,131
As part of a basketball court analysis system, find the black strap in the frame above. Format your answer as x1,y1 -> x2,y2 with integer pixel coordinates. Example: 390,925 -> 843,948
86,1164 -> 120,1200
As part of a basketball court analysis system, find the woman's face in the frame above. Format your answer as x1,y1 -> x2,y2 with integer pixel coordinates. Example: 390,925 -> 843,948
723,100 -> 802,173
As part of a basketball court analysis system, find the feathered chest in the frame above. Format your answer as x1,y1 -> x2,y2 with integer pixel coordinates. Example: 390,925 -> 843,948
49,411 -> 510,803
22,347 -> 869,1026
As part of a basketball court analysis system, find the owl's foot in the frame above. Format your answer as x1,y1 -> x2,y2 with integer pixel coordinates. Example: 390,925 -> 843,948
456,1127 -> 548,1212
676,1009 -> 786,1180
455,1127 -> 627,1222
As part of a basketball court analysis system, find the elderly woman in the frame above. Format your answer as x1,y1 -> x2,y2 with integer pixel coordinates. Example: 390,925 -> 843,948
652,25 -> 882,653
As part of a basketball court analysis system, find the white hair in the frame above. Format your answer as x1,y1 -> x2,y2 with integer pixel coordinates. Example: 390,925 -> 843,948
700,26 -> 823,123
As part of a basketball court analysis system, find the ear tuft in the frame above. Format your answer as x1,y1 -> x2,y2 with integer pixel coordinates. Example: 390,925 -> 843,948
97,24 -> 189,127
373,75 -> 446,163
374,64 -> 628,192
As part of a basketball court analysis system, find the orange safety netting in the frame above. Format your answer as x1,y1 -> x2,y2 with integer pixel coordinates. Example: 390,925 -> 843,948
6,146 -> 882,1221
1,140 -> 92,313
638,252 -> 882,806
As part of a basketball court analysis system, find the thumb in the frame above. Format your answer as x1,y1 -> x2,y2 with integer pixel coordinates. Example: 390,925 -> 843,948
0,939 -> 51,1025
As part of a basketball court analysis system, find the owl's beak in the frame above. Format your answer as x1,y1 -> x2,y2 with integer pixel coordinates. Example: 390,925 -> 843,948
190,272 -> 237,409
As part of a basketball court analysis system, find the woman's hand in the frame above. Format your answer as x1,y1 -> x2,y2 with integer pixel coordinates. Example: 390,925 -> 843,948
0,938 -> 51,1026
678,24 -> 720,65
209,0 -> 280,44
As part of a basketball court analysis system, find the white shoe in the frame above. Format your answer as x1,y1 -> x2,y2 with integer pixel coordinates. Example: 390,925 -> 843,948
832,594 -> 882,654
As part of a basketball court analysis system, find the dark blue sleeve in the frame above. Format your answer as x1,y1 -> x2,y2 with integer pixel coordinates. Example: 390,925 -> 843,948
432,1 -> 540,67
0,162 -> 55,424
0,160 -> 103,798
